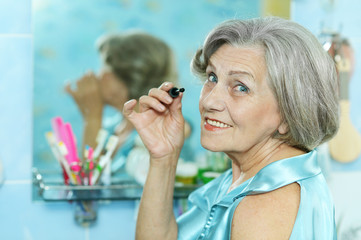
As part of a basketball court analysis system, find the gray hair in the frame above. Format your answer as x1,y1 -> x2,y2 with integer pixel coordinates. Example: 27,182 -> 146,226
192,17 -> 339,151
97,31 -> 177,99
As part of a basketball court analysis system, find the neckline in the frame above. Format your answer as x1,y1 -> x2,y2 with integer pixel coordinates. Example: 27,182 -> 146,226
216,150 -> 320,206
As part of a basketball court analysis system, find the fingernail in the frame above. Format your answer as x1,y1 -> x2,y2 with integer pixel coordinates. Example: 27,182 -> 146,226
125,99 -> 134,105
165,96 -> 172,103
158,105 -> 165,111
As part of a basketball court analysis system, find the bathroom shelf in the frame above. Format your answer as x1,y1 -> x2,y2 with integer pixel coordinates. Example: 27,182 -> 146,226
32,168 -> 201,201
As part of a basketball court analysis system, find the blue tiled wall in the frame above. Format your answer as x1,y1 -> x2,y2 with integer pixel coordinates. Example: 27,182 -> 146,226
0,0 -> 31,34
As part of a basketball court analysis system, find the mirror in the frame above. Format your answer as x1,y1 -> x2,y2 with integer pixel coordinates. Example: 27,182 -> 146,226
32,0 -> 262,200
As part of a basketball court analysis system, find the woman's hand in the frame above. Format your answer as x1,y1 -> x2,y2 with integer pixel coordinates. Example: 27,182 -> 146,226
128,82 -> 183,240
65,71 -> 104,120
123,82 -> 185,160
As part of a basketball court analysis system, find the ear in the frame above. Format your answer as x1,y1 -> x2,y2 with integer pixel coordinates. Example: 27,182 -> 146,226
278,121 -> 288,135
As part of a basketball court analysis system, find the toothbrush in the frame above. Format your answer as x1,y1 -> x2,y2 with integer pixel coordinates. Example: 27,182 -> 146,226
51,116 -> 65,142
88,147 -> 94,185
83,145 -> 94,185
92,129 -> 108,160
91,135 -> 119,185
58,141 -> 80,185
82,146 -> 89,185
63,122 -> 81,168
51,117 -> 77,167
44,131 -> 69,184
45,131 -> 62,165
88,146 -> 94,161
101,135 -> 119,186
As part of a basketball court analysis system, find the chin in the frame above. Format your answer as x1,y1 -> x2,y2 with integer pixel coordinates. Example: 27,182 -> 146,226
201,138 -> 224,152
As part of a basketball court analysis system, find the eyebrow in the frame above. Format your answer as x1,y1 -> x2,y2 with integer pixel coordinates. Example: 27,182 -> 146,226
208,61 -> 255,80
229,70 -> 254,80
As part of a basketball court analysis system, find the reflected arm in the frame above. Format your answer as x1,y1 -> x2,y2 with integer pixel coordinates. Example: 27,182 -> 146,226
82,118 -> 102,153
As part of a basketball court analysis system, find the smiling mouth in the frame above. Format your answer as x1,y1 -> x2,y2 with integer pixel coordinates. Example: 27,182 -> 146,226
205,118 -> 232,128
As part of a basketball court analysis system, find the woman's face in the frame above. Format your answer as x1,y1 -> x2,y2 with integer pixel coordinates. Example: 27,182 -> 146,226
199,44 -> 284,154
98,68 -> 129,108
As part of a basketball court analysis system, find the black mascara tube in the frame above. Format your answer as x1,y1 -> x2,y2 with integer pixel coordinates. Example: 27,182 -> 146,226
168,87 -> 185,98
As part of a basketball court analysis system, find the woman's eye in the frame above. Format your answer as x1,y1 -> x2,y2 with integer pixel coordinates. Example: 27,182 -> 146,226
235,84 -> 249,93
207,72 -> 218,83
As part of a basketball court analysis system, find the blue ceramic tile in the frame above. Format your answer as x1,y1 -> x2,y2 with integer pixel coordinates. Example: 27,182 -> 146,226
89,201 -> 136,240
0,0 -> 31,34
0,183 -> 86,240
292,0 -> 328,34
292,0 -> 361,38
333,0 -> 361,38
349,40 -> 361,128
0,37 -> 32,180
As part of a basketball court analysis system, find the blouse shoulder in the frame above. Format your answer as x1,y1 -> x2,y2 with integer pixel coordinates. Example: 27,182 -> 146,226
188,169 -> 233,211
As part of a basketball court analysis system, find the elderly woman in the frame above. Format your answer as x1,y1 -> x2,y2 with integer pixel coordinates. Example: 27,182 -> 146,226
124,17 -> 338,239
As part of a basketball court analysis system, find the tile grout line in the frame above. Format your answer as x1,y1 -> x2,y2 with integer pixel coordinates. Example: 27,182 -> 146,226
85,225 -> 90,240
3,179 -> 32,185
0,33 -> 32,38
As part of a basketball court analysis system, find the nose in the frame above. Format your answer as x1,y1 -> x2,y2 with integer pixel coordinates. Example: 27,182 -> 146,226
200,83 -> 227,112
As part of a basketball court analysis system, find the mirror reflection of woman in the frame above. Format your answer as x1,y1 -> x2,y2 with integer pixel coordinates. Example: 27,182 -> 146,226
65,31 -> 178,168
124,17 -> 339,239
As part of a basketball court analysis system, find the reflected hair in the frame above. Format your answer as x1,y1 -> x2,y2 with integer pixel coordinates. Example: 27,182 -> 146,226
97,31 -> 177,99
192,17 -> 339,151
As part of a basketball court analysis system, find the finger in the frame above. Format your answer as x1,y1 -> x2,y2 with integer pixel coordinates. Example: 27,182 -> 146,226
64,82 -> 75,96
77,72 -> 97,87
158,82 -> 184,118
85,72 -> 98,82
82,70 -> 94,79
86,71 -> 95,76
159,82 -> 175,92
169,92 -> 184,117
148,88 -> 173,105
76,78 -> 83,89
139,95 -> 166,113
77,76 -> 89,88
123,99 -> 138,120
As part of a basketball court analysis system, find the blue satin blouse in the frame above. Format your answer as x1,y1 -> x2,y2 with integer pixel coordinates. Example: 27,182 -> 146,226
176,150 -> 337,239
